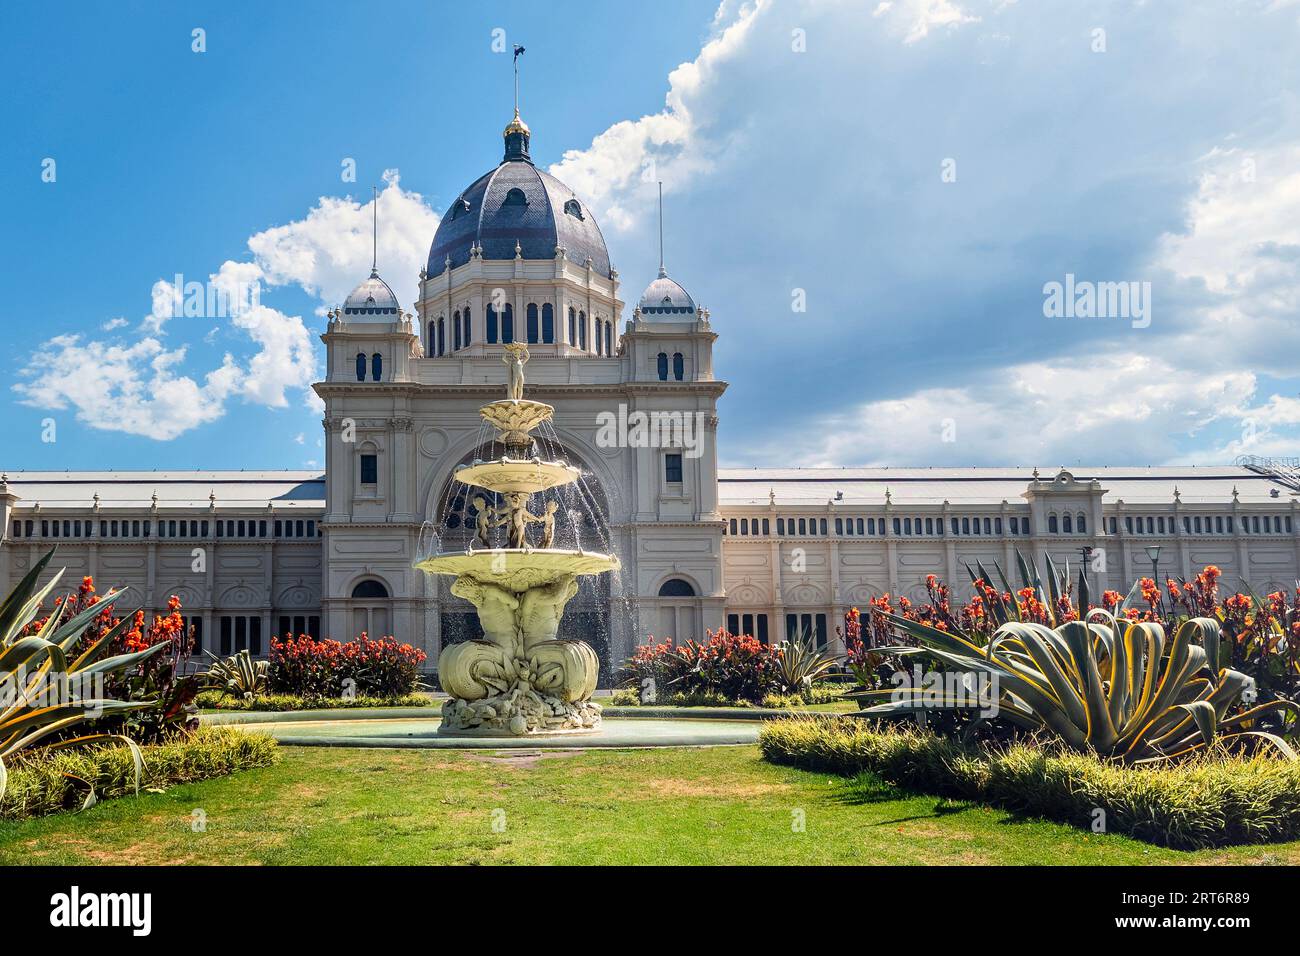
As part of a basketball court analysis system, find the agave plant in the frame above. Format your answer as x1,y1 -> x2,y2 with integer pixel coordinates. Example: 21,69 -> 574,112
203,649 -> 269,700
859,610 -> 1298,763
772,630 -> 838,694
0,549 -> 171,800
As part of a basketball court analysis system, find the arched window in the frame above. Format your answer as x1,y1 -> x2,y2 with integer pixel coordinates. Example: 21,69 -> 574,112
486,305 -> 499,343
526,303 -> 539,343
542,303 -> 554,343
563,199 -> 584,220
1048,515 -> 1059,533
355,352 -> 366,382
462,308 -> 471,346
351,579 -> 389,599
568,307 -> 577,344
1077,513 -> 1087,533
594,319 -> 602,354
371,352 -> 382,382
657,352 -> 668,381
578,311 -> 587,349
502,304 -> 514,343
502,187 -> 527,207
1062,514 -> 1073,533
453,310 -> 462,350
427,321 -> 436,354
658,578 -> 696,597
672,352 -> 684,380
437,317 -> 446,356
605,320 -> 613,355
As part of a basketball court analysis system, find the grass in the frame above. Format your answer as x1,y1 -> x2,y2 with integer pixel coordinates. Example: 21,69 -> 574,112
2,743 -> 1299,864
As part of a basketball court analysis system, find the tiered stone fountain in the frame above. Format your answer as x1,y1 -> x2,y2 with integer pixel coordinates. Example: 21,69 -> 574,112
416,344 -> 620,736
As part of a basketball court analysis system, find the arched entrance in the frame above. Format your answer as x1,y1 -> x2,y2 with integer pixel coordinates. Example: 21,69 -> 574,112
427,438 -> 618,680
351,578 -> 391,638
653,577 -> 701,643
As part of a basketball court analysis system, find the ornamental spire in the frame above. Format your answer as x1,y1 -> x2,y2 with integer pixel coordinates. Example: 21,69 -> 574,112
503,45 -> 532,163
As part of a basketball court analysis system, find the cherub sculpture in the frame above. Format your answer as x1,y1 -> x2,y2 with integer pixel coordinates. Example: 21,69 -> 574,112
537,499 -> 559,549
469,495 -> 505,549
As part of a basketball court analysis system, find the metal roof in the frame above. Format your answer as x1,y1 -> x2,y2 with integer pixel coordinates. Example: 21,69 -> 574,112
2,471 -> 325,510
718,466 -> 1297,507
427,154 -> 611,277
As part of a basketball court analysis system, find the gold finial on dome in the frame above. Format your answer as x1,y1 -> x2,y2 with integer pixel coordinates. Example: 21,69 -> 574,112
504,108 -> 530,137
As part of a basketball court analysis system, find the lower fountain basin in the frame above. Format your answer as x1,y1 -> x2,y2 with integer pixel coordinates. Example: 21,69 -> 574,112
215,715 -> 762,749
415,548 -> 620,590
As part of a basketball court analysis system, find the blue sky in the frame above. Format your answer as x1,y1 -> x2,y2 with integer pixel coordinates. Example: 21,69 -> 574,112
4,0 -> 1300,471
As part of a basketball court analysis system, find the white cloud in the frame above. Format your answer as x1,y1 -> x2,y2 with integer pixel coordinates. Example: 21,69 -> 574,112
873,0 -> 980,44
101,317 -> 128,331
547,0 -> 771,232
13,335 -> 239,440
769,355 -> 1258,467
248,169 -> 439,313
15,170 -> 438,439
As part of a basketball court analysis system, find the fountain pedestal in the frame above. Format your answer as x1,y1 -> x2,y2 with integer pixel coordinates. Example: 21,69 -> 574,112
415,344 -> 619,736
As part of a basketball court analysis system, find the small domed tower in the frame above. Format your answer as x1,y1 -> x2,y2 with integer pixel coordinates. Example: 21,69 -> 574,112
321,251 -> 420,386
623,188 -> 715,385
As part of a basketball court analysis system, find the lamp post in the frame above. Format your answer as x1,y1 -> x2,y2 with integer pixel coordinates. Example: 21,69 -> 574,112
1145,544 -> 1162,615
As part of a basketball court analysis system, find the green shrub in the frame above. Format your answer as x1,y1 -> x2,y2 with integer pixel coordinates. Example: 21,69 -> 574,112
763,684 -> 848,709
0,726 -> 277,820
611,688 -> 755,708
203,649 -> 270,699
759,715 -> 1300,849
1,549 -> 182,800
196,691 -> 432,711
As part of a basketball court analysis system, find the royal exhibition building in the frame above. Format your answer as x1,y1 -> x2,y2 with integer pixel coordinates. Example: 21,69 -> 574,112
3,111 -> 1298,681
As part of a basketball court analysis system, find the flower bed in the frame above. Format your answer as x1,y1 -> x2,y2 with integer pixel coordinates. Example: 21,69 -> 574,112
760,715 -> 1300,849
0,726 -> 277,821
269,633 -> 426,698
621,629 -> 842,704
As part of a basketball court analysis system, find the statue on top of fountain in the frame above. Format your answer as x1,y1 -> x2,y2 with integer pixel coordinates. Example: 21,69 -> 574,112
504,343 -> 528,401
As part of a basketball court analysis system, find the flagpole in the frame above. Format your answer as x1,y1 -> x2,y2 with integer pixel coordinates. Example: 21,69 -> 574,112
658,181 -> 665,275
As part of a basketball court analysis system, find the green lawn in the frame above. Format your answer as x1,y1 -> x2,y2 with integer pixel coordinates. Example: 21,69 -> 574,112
3,744 -> 1298,865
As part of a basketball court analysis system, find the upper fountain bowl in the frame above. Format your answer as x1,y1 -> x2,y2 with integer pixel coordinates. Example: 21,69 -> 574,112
481,398 -> 553,438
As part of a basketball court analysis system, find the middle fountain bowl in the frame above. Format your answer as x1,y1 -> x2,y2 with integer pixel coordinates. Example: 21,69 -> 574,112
453,458 -> 581,495
414,548 -> 620,591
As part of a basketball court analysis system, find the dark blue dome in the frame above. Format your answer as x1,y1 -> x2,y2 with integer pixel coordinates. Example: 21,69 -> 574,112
427,117 -> 612,278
